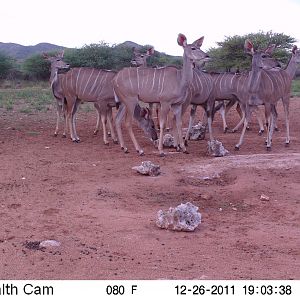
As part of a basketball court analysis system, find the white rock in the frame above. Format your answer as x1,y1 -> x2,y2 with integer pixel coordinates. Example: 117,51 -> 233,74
189,122 -> 206,140
207,140 -> 229,157
156,202 -> 201,231
163,133 -> 175,148
132,161 -> 161,176
39,240 -> 61,248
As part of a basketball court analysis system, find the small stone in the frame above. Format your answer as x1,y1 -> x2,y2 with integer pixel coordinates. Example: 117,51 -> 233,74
189,122 -> 206,140
207,140 -> 229,157
132,161 -> 161,176
260,194 -> 270,201
39,240 -> 61,248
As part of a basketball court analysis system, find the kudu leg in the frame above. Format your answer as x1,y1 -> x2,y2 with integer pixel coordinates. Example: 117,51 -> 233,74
124,108 -> 144,155
107,107 -> 118,143
93,103 -> 101,135
67,98 -> 80,142
115,104 -> 128,153
282,96 -> 290,145
185,104 -> 197,141
254,106 -> 265,135
235,104 -> 250,150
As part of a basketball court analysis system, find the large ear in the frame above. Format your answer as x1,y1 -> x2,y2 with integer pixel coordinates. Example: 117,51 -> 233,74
177,33 -> 187,47
58,50 -> 64,58
132,47 -> 138,55
264,44 -> 276,55
292,45 -> 298,54
244,39 -> 254,55
42,52 -> 49,59
147,47 -> 155,56
193,36 -> 204,48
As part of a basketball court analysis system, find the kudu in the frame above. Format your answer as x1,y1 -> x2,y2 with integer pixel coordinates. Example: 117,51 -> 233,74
61,65 -> 157,145
113,34 -> 209,156
237,41 -> 300,150
130,47 -> 155,67
43,51 -> 70,137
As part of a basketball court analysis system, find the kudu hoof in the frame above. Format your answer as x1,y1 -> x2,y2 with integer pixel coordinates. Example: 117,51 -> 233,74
258,130 -> 264,136
113,140 -> 119,145
62,134 -> 67,138
93,131 -> 98,136
275,127 -> 279,132
234,145 -> 240,151
183,150 -> 189,154
224,127 -> 228,133
72,139 -> 80,143
121,147 -> 129,154
285,142 -> 290,147
137,150 -> 144,156
266,146 -> 272,151
54,133 -> 58,137
159,152 -> 166,157
104,142 -> 109,146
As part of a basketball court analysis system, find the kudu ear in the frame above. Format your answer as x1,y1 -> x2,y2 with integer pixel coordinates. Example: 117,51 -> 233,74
292,45 -> 298,54
177,33 -> 187,47
147,47 -> 155,56
244,39 -> 254,55
264,44 -> 276,55
42,52 -> 49,59
132,47 -> 138,55
193,36 -> 204,48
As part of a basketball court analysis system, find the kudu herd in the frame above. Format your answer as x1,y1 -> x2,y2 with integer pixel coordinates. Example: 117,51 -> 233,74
45,34 -> 299,156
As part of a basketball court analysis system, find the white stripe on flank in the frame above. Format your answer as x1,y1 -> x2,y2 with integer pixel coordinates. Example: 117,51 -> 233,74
76,68 -> 82,92
90,70 -> 101,96
137,68 -> 140,93
128,68 -> 133,90
151,69 -> 157,92
159,68 -> 165,98
83,69 -> 94,96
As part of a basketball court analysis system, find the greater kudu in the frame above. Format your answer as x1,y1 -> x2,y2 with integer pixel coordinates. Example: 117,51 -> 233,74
113,34 -> 209,156
130,47 -> 155,67
238,41 -> 300,150
43,51 -> 70,137
61,66 -> 157,145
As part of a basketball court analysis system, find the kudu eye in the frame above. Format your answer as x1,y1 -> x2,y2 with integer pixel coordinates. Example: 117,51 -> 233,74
191,47 -> 196,50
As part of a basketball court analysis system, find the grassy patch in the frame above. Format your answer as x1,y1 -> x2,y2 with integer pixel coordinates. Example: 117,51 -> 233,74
291,78 -> 300,97
0,81 -> 53,113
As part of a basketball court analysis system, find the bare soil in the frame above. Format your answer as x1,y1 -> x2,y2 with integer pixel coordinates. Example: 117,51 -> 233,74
0,98 -> 299,280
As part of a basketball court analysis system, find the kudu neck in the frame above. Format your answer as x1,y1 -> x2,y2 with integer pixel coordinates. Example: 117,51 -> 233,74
180,53 -> 194,89
285,54 -> 298,80
248,67 -> 262,93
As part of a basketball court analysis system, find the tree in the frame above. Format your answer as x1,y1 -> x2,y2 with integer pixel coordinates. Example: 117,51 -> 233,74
23,54 -> 50,80
0,52 -> 14,79
206,31 -> 296,72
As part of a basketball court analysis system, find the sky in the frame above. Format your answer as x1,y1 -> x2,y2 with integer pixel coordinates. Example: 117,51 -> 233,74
1,0 -> 300,56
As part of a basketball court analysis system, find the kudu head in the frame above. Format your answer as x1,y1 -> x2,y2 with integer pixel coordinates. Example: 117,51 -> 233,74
244,39 -> 280,70
130,47 -> 155,67
177,34 -> 210,64
43,51 -> 70,75
134,105 -> 158,141
245,39 -> 280,93
291,45 -> 300,63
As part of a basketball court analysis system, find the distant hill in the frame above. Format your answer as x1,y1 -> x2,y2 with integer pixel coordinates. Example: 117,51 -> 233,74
0,42 -> 65,60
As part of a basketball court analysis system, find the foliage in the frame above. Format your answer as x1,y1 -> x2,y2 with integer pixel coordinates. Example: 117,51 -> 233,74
206,31 -> 296,72
22,54 -> 50,80
0,52 -> 14,79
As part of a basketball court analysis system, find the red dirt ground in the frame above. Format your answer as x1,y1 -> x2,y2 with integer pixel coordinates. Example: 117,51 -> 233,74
0,98 -> 299,280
